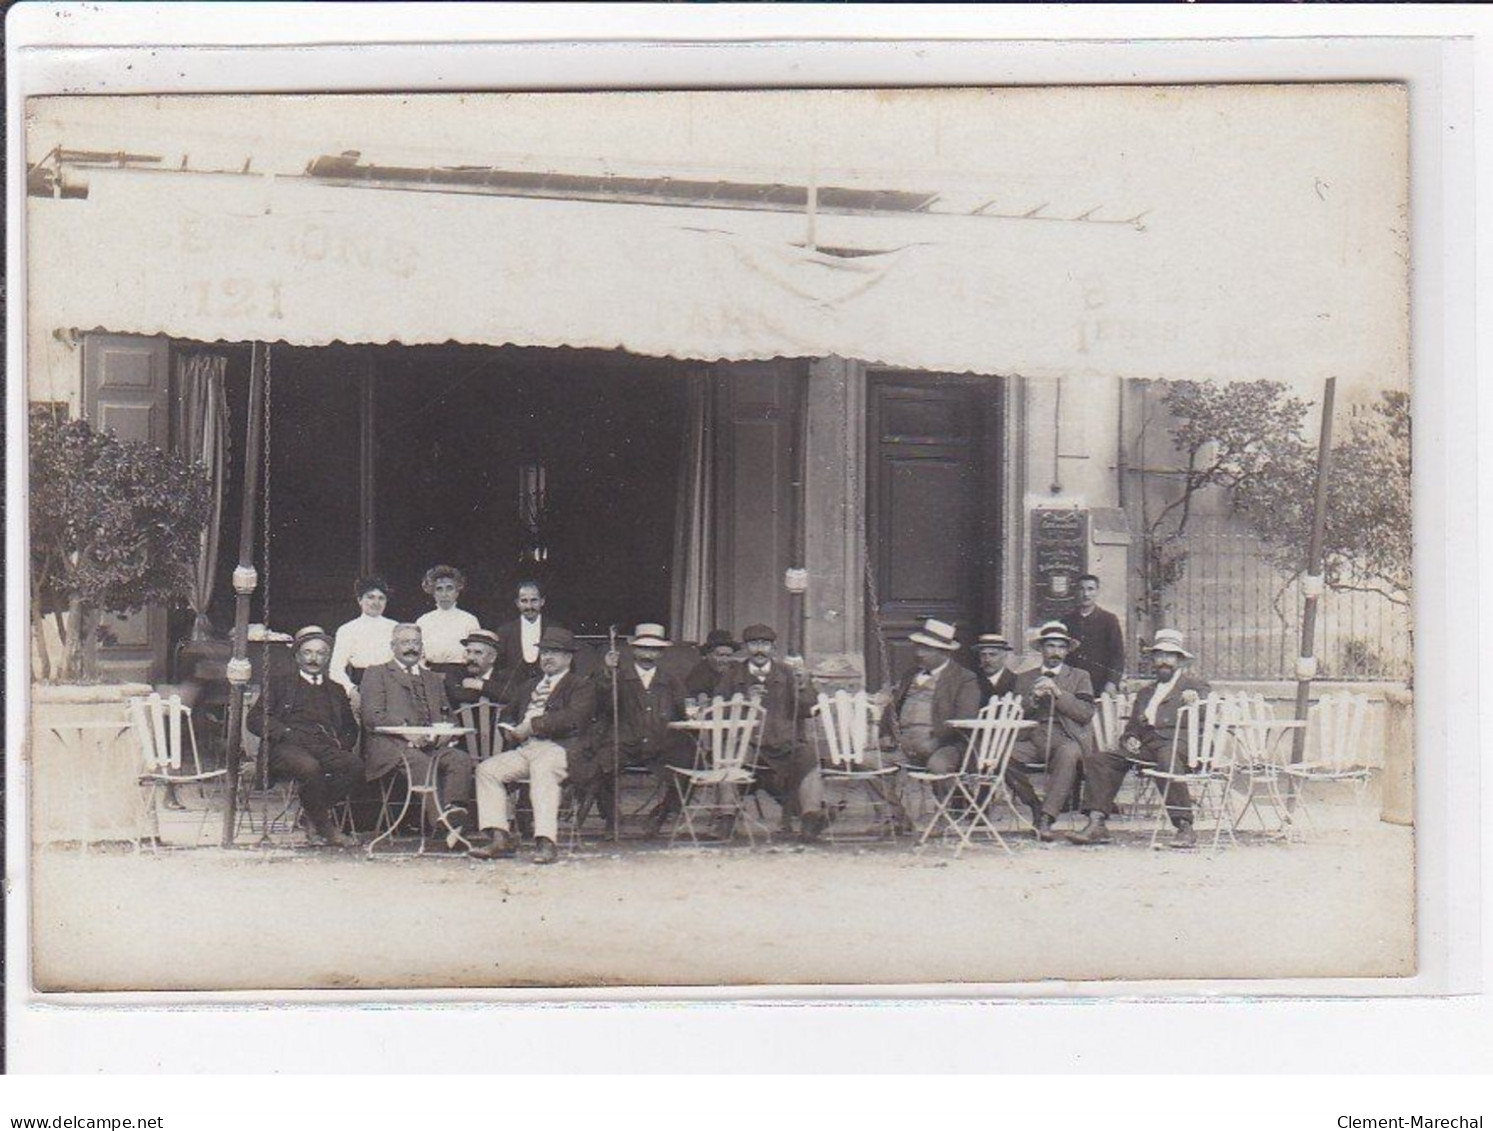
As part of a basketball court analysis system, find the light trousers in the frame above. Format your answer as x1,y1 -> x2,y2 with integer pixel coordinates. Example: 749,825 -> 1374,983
475,739 -> 568,842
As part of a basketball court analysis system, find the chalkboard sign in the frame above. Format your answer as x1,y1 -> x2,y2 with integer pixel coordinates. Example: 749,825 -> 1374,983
1030,508 -> 1089,625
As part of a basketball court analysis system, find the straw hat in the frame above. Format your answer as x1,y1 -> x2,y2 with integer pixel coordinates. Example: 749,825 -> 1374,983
1033,620 -> 1079,647
1145,628 -> 1194,660
630,623 -> 672,648
292,625 -> 334,650
460,628 -> 502,652
975,633 -> 1014,652
908,618 -> 960,651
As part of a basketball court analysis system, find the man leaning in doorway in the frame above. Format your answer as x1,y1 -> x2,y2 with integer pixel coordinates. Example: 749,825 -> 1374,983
1068,629 -> 1209,850
359,623 -> 477,850
713,624 -> 828,841
469,626 -> 598,865
498,580 -> 548,698
1062,573 -> 1126,696
1004,621 -> 1095,842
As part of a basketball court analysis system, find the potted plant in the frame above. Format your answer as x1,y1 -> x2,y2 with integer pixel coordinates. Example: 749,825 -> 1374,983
29,405 -> 211,684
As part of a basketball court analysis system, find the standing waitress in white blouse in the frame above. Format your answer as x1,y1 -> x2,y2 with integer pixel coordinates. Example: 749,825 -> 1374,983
329,576 -> 398,710
415,564 -> 482,681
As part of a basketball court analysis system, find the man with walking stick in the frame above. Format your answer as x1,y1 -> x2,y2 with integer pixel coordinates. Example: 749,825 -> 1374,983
1004,621 -> 1095,842
600,624 -> 695,839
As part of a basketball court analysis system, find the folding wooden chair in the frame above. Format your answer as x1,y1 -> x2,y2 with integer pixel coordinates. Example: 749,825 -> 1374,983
1222,691 -> 1300,836
813,689 -> 901,840
1281,692 -> 1375,837
1094,691 -> 1151,821
128,692 -> 226,847
667,695 -> 768,846
908,696 -> 1033,856
1142,693 -> 1241,851
453,700 -> 588,849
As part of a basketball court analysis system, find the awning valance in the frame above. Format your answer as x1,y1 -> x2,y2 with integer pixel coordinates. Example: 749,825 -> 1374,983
27,167 -> 1405,389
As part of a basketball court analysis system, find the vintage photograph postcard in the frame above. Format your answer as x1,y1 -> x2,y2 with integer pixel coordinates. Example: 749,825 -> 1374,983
23,85 -> 1413,992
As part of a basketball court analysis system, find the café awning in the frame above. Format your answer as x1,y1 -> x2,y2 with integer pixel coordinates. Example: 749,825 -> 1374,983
27,166 -> 1405,388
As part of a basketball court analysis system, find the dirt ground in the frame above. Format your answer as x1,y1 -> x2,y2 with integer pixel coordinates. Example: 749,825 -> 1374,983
30,795 -> 1415,992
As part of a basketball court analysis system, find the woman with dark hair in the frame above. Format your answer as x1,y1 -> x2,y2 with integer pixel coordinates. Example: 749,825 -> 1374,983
416,564 -> 481,680
329,576 -> 397,706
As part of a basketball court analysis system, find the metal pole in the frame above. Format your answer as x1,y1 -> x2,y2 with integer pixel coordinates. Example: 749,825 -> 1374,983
1290,377 -> 1337,768
609,624 -> 621,843
220,342 -> 267,846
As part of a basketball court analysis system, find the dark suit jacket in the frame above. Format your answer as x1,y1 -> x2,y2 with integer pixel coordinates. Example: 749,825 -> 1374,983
979,666 -> 1019,703
496,616 -> 545,693
884,660 -> 983,747
1122,672 -> 1213,750
1011,663 -> 1095,745
713,660 -> 816,751
503,668 -> 598,767
444,668 -> 508,709
247,672 -> 358,752
1062,605 -> 1126,694
601,663 -> 692,753
359,661 -> 456,779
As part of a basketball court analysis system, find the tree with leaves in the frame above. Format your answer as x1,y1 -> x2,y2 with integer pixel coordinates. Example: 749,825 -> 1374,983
30,407 -> 212,681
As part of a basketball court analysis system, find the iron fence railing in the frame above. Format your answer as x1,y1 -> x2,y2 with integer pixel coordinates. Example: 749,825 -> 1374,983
1154,516 -> 1411,682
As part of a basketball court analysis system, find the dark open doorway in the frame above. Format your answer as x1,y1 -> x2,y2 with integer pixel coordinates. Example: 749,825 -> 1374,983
218,344 -> 692,637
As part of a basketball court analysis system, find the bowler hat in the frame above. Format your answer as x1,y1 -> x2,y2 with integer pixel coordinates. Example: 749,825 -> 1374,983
460,628 -> 502,652
630,623 -> 673,648
293,625 -> 334,650
537,626 -> 579,652
741,624 -> 777,644
908,619 -> 961,651
701,629 -> 739,652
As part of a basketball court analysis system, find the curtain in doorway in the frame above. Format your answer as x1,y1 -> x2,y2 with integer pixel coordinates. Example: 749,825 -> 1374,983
175,351 -> 229,639
669,373 -> 716,645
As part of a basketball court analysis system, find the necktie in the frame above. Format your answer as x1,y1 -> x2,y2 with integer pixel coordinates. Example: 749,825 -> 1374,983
525,675 -> 555,721
407,666 -> 433,723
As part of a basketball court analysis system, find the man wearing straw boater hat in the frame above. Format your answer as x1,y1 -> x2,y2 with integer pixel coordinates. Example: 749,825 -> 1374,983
601,623 -> 696,837
444,628 -> 508,708
247,625 -> 362,847
1068,628 -> 1211,849
1004,620 -> 1096,842
883,619 -> 983,797
973,632 -> 1021,701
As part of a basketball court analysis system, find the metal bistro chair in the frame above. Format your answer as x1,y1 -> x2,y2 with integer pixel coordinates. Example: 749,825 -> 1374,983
667,694 -> 768,846
128,692 -> 226,847
1141,693 -> 1241,852
909,696 -> 1033,856
813,689 -> 901,841
1281,692 -> 1376,837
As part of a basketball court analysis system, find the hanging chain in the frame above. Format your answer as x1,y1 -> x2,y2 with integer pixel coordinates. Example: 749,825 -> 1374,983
852,403 -> 902,744
256,343 -> 273,791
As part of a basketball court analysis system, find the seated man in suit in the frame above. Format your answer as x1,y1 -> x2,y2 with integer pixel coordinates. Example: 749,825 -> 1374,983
1069,629 -> 1210,849
1005,621 -> 1096,842
469,626 -> 598,865
444,628 -> 508,708
359,623 -> 477,850
247,625 -> 361,847
882,619 -> 983,815
600,624 -> 695,837
713,624 -> 828,841
685,629 -> 739,703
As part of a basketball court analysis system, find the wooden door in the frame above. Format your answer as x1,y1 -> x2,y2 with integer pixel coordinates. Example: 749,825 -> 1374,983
81,333 -> 172,684
864,372 -> 1001,687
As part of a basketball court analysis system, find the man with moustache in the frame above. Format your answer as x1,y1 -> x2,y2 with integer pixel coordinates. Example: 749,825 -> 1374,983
1003,621 -> 1096,842
469,626 -> 598,865
973,632 -> 1021,701
444,628 -> 508,708
685,629 -> 739,703
1062,573 -> 1126,696
359,623 -> 477,848
496,580 -> 549,698
713,624 -> 827,841
1068,629 -> 1210,849
600,623 -> 695,837
247,625 -> 361,847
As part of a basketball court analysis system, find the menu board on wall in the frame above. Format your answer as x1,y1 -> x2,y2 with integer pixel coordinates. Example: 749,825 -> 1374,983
1030,508 -> 1089,625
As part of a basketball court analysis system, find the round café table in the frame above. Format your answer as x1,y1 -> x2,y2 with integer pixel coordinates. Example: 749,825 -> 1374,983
368,724 -> 474,855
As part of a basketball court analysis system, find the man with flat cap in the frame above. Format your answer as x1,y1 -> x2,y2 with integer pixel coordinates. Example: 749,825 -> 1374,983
470,626 -> 598,865
685,629 -> 740,703
713,623 -> 827,840
1069,628 -> 1210,850
247,625 -> 362,847
445,628 -> 508,708
601,623 -> 695,836
1004,620 -> 1096,842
